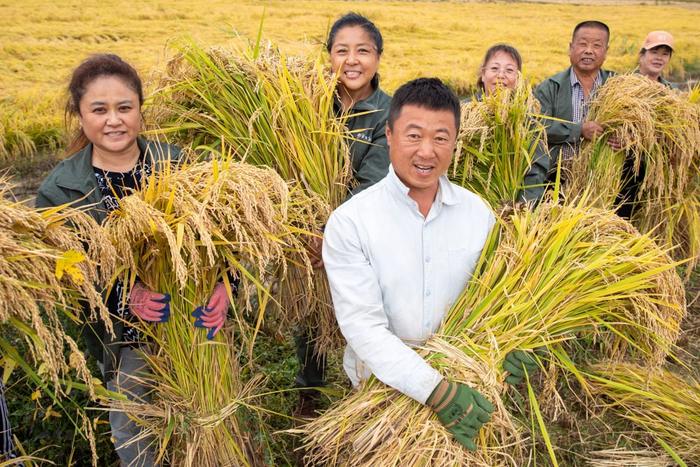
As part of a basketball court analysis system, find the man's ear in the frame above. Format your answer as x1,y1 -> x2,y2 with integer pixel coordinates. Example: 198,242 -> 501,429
385,122 -> 392,144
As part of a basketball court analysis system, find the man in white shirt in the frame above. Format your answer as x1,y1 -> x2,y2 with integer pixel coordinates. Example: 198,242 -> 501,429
323,78 -> 537,450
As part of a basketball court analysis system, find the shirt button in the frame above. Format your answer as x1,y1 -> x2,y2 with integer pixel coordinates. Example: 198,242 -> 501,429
425,257 -> 431,263
426,290 -> 431,297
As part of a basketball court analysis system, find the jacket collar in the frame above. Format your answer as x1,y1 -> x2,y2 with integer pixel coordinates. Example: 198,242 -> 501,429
335,76 -> 386,112
54,137 -> 154,194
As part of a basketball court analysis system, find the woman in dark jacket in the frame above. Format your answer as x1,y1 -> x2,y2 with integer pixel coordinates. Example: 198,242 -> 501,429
328,12 -> 392,196
296,12 -> 393,416
35,54 -> 226,466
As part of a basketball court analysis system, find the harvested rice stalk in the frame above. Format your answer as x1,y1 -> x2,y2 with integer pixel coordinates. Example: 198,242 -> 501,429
586,448 -> 672,467
587,363 -> 700,465
300,197 -> 685,467
0,179 -> 113,397
451,79 -> 547,206
151,40 -> 350,207
150,39 -> 351,351
568,74 -> 700,270
103,158 -> 325,465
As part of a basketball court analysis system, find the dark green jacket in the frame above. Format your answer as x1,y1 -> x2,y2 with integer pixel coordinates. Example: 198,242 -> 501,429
535,67 -> 614,164
339,86 -> 392,196
35,138 -> 181,380
658,76 -> 675,89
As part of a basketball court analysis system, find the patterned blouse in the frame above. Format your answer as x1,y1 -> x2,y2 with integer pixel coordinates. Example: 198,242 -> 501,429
93,155 -> 152,344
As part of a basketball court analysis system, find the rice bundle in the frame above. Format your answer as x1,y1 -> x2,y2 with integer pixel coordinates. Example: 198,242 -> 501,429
0,179 -> 113,397
150,40 -> 351,352
451,79 -> 547,206
300,197 -> 685,466
568,74 -> 700,269
102,157 -> 326,465
587,363 -> 700,465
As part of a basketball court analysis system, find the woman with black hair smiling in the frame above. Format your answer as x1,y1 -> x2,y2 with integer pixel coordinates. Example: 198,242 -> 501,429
328,12 -> 392,195
297,12 -> 392,416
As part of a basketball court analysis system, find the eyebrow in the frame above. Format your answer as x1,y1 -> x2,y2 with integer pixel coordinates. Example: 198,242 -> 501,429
89,99 -> 134,106
332,42 -> 373,48
406,123 -> 451,134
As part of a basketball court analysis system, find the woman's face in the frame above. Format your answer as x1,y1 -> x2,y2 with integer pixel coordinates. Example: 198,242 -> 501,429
639,46 -> 672,78
480,50 -> 519,94
329,25 -> 380,100
78,75 -> 141,157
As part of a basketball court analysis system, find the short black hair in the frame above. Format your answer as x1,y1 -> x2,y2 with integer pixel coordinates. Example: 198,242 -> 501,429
572,20 -> 610,44
326,12 -> 383,55
388,78 -> 460,132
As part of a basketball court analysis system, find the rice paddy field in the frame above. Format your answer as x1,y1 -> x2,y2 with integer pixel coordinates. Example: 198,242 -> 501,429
2,0 -> 700,176
1,0 -> 700,465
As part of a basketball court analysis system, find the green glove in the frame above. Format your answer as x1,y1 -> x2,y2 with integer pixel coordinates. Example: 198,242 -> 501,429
427,380 -> 494,451
503,349 -> 540,386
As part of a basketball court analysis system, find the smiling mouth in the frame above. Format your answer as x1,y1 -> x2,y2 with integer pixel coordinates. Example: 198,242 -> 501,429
344,70 -> 361,79
414,163 -> 434,174
105,131 -> 127,137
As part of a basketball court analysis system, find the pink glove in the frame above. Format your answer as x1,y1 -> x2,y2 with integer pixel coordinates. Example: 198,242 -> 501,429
192,282 -> 230,339
128,282 -> 171,322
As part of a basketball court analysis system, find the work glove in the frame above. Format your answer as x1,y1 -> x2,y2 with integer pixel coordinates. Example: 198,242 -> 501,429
427,379 -> 494,451
128,282 -> 170,322
192,282 -> 230,340
503,349 -> 540,386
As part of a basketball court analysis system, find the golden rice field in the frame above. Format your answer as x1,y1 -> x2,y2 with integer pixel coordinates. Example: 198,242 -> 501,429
1,0 -> 700,165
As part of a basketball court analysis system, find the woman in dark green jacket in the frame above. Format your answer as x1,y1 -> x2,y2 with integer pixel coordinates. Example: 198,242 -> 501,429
328,12 -> 392,196
474,44 -> 550,204
296,12 -> 392,416
36,53 -> 201,466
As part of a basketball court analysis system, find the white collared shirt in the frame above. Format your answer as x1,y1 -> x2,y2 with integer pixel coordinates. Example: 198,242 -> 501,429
322,166 -> 495,403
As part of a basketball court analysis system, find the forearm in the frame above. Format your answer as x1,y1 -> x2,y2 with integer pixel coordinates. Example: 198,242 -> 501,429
340,320 -> 443,403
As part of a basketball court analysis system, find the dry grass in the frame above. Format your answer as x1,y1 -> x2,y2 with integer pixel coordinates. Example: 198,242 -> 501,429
0,178 -> 114,397
451,78 -> 547,206
102,155 -> 328,464
150,39 -> 351,353
567,74 -> 700,271
587,363 -> 700,465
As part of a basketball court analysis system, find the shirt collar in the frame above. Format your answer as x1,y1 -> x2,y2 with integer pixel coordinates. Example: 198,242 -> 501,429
386,165 -> 461,208
570,68 -> 603,88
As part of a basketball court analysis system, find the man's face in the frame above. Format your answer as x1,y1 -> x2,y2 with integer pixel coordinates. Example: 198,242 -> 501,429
569,26 -> 608,75
386,104 -> 457,196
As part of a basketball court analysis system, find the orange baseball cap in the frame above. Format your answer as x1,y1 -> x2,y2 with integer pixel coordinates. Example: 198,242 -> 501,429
642,31 -> 674,51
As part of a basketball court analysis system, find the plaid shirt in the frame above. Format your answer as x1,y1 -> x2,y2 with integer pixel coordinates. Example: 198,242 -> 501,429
563,69 -> 602,160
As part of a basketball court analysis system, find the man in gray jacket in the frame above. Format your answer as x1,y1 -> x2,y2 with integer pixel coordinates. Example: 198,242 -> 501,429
535,20 -> 616,171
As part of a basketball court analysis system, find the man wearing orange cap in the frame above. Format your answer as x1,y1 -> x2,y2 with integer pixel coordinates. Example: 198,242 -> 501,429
638,31 -> 676,88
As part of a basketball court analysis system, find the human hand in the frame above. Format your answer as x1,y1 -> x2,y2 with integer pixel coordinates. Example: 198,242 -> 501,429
607,135 -> 623,151
581,121 -> 604,141
307,235 -> 324,269
503,349 -> 540,386
192,282 -> 230,340
128,282 -> 170,322
427,380 -> 494,451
